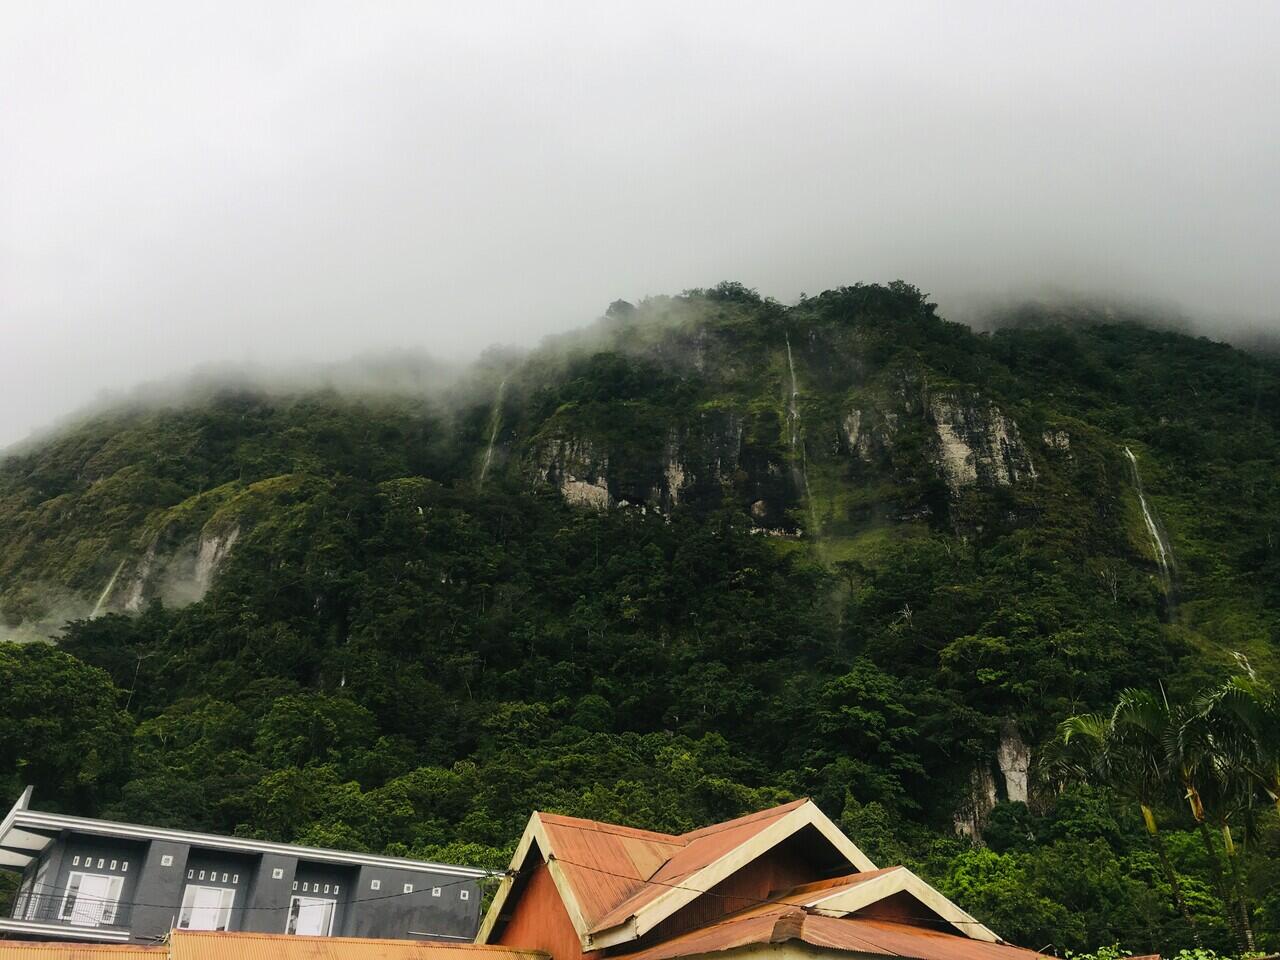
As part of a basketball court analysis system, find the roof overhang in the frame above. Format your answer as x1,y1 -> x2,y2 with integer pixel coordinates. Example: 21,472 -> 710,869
804,867 -> 1000,943
1,787 -> 492,879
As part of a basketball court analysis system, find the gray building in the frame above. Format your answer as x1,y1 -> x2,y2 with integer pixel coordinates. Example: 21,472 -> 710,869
0,787 -> 490,945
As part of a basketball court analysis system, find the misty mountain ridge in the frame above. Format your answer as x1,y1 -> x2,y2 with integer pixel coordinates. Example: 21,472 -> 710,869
3,281 -> 1278,655
3,280 -> 1279,951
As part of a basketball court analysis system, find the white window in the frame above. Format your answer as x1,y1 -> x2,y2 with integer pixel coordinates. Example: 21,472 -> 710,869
72,856 -> 81,867
177,885 -> 236,931
273,868 -> 285,880
402,884 -> 413,894
96,859 -> 104,870
333,885 -> 340,894
110,860 -> 118,871
122,862 -> 129,872
323,884 -> 330,894
292,881 -> 298,891
370,880 -> 381,891
460,889 -> 469,901
286,896 -> 336,936
59,873 -> 124,927
233,875 -> 239,884
161,855 -> 174,867
431,887 -> 441,897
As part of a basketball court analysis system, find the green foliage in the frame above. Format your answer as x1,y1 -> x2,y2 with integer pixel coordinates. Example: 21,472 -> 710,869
1,285 -> 1278,954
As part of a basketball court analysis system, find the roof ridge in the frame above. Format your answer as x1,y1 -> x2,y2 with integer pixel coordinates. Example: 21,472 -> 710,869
676,799 -> 809,841
537,812 -> 682,844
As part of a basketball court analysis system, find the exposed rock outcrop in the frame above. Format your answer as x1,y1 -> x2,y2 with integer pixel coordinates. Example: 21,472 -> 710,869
996,720 -> 1031,804
954,764 -> 999,839
534,437 -> 613,511
928,394 -> 1035,495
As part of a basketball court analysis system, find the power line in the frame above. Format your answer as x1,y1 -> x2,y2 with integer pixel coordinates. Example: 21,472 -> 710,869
13,869 -> 502,916
526,814 -> 994,928
543,854 -> 994,927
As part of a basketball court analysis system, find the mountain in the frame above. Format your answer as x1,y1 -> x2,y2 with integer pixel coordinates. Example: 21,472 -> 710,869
1,282 -> 1278,953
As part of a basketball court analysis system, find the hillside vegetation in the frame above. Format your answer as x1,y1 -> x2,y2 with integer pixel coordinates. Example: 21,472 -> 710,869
1,283 -> 1277,954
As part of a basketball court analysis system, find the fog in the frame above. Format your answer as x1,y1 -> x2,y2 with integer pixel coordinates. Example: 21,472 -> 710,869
3,2 -> 1278,449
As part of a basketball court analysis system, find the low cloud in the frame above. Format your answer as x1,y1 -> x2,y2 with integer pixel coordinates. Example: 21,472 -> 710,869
2,2 -> 1277,447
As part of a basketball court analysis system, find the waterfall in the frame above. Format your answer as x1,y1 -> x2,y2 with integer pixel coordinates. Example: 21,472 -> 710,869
1123,446 -> 1177,618
478,378 -> 507,488
785,335 -> 819,536
90,559 -> 127,618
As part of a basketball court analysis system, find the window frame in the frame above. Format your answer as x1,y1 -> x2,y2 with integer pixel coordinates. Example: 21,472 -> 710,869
285,895 -> 337,936
177,883 -> 237,932
59,872 -> 124,927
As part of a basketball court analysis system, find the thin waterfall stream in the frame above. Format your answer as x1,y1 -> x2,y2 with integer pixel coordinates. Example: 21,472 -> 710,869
1124,446 -> 1177,619
478,378 -> 507,488
90,558 -> 127,618
785,335 -> 820,537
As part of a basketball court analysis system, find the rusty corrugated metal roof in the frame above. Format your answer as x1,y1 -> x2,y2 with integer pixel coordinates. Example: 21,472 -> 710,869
0,945 -> 163,960
168,930 -> 548,960
538,815 -> 685,930
547,801 -> 806,934
609,907 -> 1046,960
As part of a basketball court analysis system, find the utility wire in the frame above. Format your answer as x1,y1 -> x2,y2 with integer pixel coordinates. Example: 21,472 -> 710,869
13,870 -> 501,916
544,853 -> 994,928
527,815 -> 994,928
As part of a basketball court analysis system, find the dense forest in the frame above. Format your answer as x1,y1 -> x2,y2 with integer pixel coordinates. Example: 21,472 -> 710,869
1,283 -> 1277,955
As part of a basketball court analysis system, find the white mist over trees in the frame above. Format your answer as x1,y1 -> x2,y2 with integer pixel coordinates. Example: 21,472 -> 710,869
2,2 -> 1278,449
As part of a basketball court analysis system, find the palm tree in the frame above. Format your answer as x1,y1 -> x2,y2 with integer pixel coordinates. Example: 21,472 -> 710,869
1058,692 -> 1202,947
1183,668 -> 1278,952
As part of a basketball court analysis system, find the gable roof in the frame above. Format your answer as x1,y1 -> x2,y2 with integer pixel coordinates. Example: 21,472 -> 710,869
478,800 -> 879,951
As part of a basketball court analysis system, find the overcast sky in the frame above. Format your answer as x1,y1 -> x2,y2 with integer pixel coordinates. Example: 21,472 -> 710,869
3,2 -> 1278,448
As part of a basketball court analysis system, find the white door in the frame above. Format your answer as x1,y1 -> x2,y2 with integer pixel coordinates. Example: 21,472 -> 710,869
69,874 -> 115,926
182,885 -> 235,930
288,896 -> 336,936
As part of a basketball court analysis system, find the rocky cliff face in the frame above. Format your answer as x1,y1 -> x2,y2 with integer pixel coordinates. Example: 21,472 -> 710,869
927,392 -> 1036,495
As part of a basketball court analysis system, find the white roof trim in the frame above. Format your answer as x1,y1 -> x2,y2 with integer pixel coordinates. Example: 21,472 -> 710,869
590,801 -> 877,949
476,813 -> 598,946
3,826 -> 56,851
806,866 -> 1000,943
0,848 -> 34,867
5,805 -> 491,879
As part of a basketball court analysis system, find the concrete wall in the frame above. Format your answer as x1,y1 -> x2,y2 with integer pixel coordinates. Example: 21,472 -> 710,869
347,864 -> 481,941
15,830 -> 482,945
241,853 -> 296,934
131,840 -> 190,942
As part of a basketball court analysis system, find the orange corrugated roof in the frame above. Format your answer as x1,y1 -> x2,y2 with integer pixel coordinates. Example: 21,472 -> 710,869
168,930 -> 548,960
609,906 -> 1046,960
0,945 -> 163,959
538,800 -> 807,935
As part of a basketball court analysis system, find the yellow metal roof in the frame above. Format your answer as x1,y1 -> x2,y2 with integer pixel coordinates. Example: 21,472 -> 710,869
0,945 -> 163,959
168,931 -> 549,960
